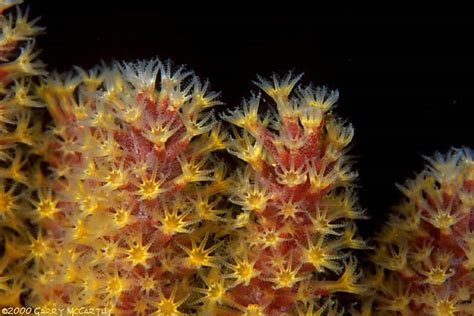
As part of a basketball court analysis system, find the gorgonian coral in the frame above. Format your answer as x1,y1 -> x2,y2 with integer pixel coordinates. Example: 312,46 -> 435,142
3,2 -> 472,315
218,74 -> 369,315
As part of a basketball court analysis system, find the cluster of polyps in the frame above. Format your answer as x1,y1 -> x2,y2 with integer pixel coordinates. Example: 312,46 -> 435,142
0,0 -> 45,307
27,59 -> 229,314
370,148 -> 474,315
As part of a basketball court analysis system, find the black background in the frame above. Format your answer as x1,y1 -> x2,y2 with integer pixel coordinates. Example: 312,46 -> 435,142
26,2 -> 474,236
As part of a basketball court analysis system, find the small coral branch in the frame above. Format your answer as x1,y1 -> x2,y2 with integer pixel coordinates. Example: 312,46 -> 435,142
369,148 -> 474,315
217,73 -> 368,315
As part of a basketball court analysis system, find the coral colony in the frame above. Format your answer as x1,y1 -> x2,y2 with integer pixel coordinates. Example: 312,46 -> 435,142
0,1 -> 472,315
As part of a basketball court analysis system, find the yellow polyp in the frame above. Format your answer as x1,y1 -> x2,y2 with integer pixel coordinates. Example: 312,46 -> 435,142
104,168 -> 128,190
341,224 -> 368,250
82,77 -> 103,92
209,127 -> 227,148
0,279 -> 23,307
125,235 -> 154,269
135,170 -> 167,200
257,73 -> 302,101
259,226 -> 286,249
326,120 -> 354,149
78,195 -> 100,216
138,271 -> 157,296
305,246 -> 327,270
269,262 -> 307,289
308,164 -> 337,194
278,200 -> 302,220
10,82 -> 36,108
313,257 -> 365,294
105,271 -> 128,301
77,133 -> 99,158
72,219 -> 88,242
33,189 -> 58,220
176,156 -> 213,184
193,93 -> 212,108
427,296 -> 458,316
112,207 -> 132,228
193,195 -> 225,222
159,250 -> 179,275
299,106 -> 323,131
231,211 -> 250,229
224,255 -> 260,287
420,265 -> 455,285
98,239 -> 120,263
240,304 -> 267,316
0,148 -> 28,184
227,129 -> 267,172
245,191 -> 269,213
275,164 -> 308,188
1,234 -> 28,266
120,104 -> 143,124
302,237 -> 343,274
193,269 -> 228,309
156,208 -> 195,236
131,298 -> 149,315
63,264 -> 81,283
0,182 -> 19,219
193,124 -> 227,156
149,286 -> 188,316
424,210 -> 460,234
198,164 -> 230,197
142,115 -> 179,147
27,232 -> 48,262
181,234 -> 221,269
222,98 -> 262,133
